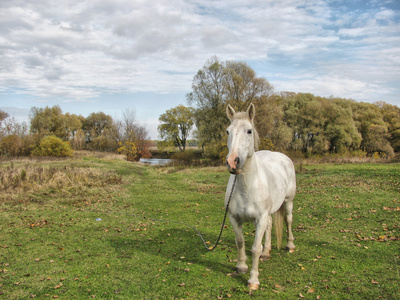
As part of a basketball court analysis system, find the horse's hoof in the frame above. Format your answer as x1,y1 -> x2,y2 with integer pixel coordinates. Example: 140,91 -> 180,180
247,282 -> 259,290
259,254 -> 270,261
286,247 -> 295,253
236,266 -> 248,274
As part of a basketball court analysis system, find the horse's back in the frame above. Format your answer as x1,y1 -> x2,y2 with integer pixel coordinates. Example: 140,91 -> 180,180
256,150 -> 294,168
256,150 -> 296,198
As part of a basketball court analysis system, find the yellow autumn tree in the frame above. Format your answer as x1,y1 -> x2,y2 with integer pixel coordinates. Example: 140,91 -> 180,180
118,132 -> 138,161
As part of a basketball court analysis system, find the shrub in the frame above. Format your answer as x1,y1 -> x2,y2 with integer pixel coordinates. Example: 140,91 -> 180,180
0,135 -> 22,156
118,140 -> 138,161
259,138 -> 275,151
0,134 -> 35,157
204,141 -> 226,162
32,135 -> 74,157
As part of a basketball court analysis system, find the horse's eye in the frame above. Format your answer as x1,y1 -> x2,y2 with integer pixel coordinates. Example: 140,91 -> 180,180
226,130 -> 229,135
247,129 -> 253,134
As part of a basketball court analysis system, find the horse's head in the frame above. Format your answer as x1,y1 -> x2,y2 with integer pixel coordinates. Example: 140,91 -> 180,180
225,103 -> 259,174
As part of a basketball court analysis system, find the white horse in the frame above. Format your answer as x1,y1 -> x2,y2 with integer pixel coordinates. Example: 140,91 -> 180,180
225,103 -> 296,290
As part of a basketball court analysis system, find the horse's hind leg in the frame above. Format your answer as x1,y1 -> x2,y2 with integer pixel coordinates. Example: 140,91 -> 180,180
260,215 -> 272,261
284,200 -> 295,252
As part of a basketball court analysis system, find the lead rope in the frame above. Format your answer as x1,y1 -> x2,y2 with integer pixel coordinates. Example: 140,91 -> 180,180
88,176 -> 237,251
198,175 -> 237,251
145,175 -> 237,251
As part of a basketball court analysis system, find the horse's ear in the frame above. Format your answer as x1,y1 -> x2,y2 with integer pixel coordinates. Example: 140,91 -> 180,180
226,104 -> 236,121
247,103 -> 255,121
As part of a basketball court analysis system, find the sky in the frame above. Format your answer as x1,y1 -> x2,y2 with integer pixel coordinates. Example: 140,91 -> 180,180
1,0 -> 399,139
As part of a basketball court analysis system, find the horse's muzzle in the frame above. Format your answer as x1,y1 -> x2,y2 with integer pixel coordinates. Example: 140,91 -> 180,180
227,157 -> 241,174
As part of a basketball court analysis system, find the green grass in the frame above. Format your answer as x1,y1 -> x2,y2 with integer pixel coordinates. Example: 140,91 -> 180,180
1,155 -> 399,299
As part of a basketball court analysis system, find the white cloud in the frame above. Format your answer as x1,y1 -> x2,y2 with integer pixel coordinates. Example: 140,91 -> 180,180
0,0 -> 399,111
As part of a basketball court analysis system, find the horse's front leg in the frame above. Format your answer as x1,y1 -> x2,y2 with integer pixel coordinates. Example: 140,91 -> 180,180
248,214 -> 269,290
229,216 -> 248,273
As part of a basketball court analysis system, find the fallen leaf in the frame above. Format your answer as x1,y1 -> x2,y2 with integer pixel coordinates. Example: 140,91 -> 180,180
308,288 -> 315,293
178,283 -> 186,287
371,280 -> 379,284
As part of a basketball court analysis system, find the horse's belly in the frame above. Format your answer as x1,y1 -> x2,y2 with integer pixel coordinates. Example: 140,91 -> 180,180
232,207 -> 257,222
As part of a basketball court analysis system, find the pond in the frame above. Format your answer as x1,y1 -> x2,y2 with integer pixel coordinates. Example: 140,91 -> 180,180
139,158 -> 173,166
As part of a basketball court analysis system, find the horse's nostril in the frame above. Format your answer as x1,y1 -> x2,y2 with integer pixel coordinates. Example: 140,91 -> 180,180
235,157 -> 240,165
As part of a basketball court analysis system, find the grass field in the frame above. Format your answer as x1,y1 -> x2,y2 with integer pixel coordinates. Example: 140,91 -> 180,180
1,154 -> 399,299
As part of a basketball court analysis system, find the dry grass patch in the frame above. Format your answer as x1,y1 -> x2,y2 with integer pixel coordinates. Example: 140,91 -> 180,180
0,162 -> 123,206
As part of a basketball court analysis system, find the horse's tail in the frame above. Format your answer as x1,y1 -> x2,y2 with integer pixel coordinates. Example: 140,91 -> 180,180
274,205 -> 285,250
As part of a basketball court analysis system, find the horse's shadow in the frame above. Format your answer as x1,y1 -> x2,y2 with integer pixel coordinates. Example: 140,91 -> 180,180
107,224 -> 248,285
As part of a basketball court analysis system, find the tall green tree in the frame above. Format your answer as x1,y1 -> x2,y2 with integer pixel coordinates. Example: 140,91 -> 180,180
158,105 -> 194,152
324,98 -> 361,153
187,56 -> 273,154
223,60 -> 273,111
30,106 -> 64,138
187,56 -> 226,147
30,106 -> 83,142
62,113 -> 83,141
283,93 -> 329,153
377,102 -> 400,152
255,94 -> 292,151
83,112 -> 114,142
351,101 -> 393,155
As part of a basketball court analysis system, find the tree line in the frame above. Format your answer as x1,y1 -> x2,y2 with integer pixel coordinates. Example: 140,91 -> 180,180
0,106 -> 151,160
2,56 -> 400,160
159,57 -> 400,159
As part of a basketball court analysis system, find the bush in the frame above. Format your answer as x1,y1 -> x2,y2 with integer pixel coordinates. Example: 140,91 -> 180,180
0,135 -> 22,156
32,135 -> 74,157
259,138 -> 275,151
118,140 -> 138,161
0,134 -> 35,157
203,141 -> 226,162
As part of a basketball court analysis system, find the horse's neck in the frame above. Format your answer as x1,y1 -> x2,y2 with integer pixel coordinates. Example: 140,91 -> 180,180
239,153 -> 261,184
237,154 -> 261,194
